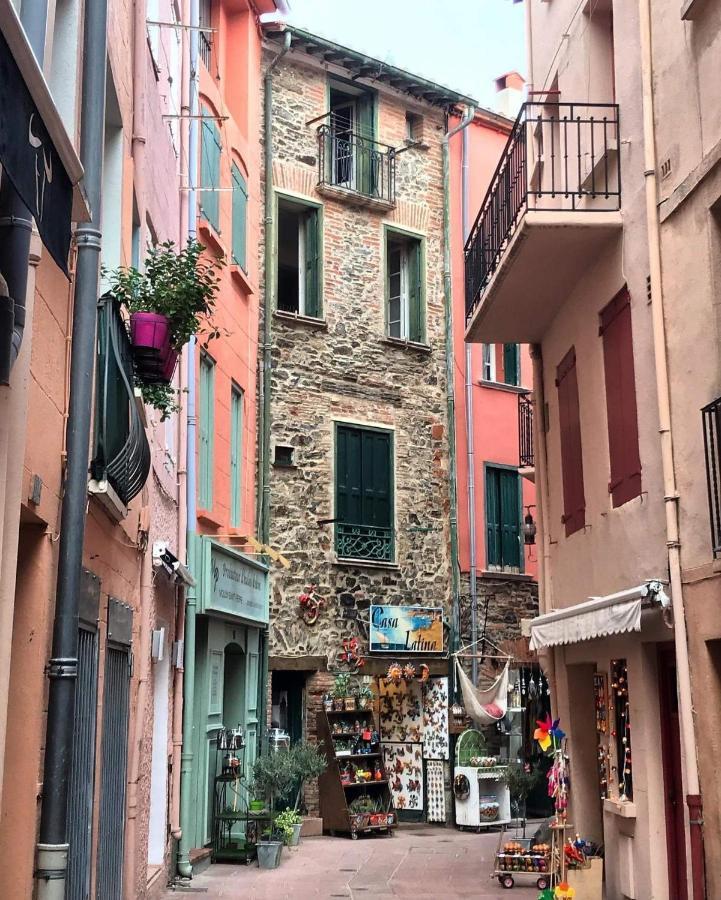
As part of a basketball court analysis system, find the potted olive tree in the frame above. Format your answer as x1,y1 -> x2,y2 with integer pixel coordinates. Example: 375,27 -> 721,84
106,238 -> 223,420
252,751 -> 296,869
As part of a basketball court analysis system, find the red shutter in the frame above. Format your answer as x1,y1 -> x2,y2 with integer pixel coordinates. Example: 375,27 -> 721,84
600,287 -> 642,507
556,347 -> 586,536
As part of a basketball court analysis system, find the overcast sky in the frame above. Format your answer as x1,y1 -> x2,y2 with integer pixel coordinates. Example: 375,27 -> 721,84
286,0 -> 526,111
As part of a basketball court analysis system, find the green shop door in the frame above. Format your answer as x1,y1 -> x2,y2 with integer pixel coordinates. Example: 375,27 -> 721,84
191,617 -> 261,847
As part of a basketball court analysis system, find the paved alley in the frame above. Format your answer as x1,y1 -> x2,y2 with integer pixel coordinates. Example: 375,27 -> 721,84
163,826 -> 539,899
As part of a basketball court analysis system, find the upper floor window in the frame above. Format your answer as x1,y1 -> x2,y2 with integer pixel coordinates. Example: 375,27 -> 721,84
231,162 -> 248,271
276,196 -> 321,319
328,81 -> 376,193
556,347 -> 585,537
386,229 -> 424,343
485,465 -> 521,572
199,0 -> 213,70
200,106 -> 222,232
335,424 -> 394,563
199,352 -> 215,510
600,287 -> 641,507
230,384 -> 243,527
481,344 -> 520,386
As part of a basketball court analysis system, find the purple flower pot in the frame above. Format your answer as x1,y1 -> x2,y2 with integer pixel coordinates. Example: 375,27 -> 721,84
130,312 -> 171,354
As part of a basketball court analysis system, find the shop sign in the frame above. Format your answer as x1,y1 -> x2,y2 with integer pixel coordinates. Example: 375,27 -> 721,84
200,539 -> 269,624
369,605 -> 444,654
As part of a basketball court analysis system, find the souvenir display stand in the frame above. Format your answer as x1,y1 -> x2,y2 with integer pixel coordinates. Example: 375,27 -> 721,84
453,728 -> 511,831
317,708 -> 397,839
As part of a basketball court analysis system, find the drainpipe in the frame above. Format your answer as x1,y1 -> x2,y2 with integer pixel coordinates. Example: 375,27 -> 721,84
177,0 -> 200,878
124,1 -> 149,890
443,104 -> 474,660
461,124 -> 479,685
257,28 -> 291,747
638,0 -> 704,895
35,0 -> 108,896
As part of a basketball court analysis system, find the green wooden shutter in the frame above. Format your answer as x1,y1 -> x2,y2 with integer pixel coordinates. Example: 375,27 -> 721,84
200,109 -> 221,231
336,426 -> 363,525
485,468 -> 501,567
199,355 -> 214,508
361,429 -> 391,528
230,385 -> 243,526
303,208 -> 320,318
499,469 -> 521,569
231,163 -> 247,271
503,343 -> 519,386
356,92 -> 375,195
408,240 -> 423,343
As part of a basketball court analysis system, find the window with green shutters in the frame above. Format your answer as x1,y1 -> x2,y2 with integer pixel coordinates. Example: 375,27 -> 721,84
231,163 -> 247,271
503,344 -> 520,386
276,196 -> 322,318
199,353 -> 215,509
200,106 -> 221,232
485,465 -> 521,571
335,424 -> 393,562
230,384 -> 243,527
386,230 -> 424,343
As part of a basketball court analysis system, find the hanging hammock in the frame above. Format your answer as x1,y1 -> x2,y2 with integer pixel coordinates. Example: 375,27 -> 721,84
454,657 -> 510,726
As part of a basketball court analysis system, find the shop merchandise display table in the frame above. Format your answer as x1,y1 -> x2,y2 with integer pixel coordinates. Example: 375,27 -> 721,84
453,729 -> 511,830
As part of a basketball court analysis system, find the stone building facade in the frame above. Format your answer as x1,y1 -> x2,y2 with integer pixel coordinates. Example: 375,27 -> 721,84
260,27 -> 476,814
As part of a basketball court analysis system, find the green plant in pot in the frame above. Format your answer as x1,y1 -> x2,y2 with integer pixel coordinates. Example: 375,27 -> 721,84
275,808 -> 303,847
332,673 -> 351,711
289,741 -> 327,814
503,763 -> 542,836
356,682 -> 374,711
106,238 -> 224,420
253,750 -> 297,869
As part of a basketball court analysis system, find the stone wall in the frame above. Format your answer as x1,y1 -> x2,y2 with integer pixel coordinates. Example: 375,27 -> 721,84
262,50 -> 454,667
458,573 -> 539,663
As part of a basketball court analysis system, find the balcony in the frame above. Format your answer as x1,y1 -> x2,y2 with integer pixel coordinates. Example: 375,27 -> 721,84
464,102 -> 622,344
702,397 -> 721,557
518,392 -> 535,477
317,123 -> 397,210
335,523 -> 394,564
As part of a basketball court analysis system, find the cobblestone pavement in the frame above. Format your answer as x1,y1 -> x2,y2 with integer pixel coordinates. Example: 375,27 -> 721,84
163,825 -> 540,899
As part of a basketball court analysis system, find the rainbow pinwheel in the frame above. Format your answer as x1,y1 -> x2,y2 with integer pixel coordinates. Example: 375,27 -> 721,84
534,714 -> 565,751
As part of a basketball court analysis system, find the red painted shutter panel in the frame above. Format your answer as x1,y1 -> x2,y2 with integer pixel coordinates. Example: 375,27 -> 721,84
601,287 -> 642,507
556,348 -> 586,536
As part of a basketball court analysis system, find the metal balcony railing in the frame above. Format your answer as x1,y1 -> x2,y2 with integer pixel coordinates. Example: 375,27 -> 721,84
318,124 -> 397,204
702,397 -> 721,557
464,101 -> 621,323
519,392 -> 534,469
335,523 -> 394,562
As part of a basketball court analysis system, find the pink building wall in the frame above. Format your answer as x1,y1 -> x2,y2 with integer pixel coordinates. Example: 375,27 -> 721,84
450,111 -> 538,579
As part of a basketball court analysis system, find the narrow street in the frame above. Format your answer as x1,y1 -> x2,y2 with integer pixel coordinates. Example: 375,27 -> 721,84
163,827 -> 538,899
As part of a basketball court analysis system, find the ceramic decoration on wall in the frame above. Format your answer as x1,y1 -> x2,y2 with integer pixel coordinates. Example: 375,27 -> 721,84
422,677 -> 449,760
383,742 -> 424,811
379,678 -> 423,743
425,759 -> 446,823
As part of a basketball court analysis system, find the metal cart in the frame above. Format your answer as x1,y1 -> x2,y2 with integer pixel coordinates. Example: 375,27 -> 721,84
492,828 -> 551,891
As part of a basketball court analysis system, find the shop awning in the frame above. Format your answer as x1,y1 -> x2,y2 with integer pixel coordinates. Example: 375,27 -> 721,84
0,0 -> 89,275
529,581 -> 670,651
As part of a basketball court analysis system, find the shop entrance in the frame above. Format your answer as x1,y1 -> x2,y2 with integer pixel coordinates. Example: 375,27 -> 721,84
658,645 -> 688,900
271,670 -> 305,743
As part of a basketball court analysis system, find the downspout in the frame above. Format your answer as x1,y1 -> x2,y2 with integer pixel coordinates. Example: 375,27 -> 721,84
35,0 -> 108,896
638,0 -> 704,895
257,28 -> 291,747
177,0 -> 200,878
443,104 -> 474,661
124,0 -> 149,891
461,124 -> 479,686
0,0 -> 47,383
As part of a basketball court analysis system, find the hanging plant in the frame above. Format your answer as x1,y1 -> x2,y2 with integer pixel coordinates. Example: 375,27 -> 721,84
105,239 -> 224,419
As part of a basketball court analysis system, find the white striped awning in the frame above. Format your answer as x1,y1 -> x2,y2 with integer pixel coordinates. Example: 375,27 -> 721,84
529,581 -> 670,651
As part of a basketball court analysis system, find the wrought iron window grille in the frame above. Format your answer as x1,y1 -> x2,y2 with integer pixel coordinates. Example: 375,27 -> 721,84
702,397 -> 721,557
519,393 -> 534,468
317,122 -> 397,205
335,522 -> 394,563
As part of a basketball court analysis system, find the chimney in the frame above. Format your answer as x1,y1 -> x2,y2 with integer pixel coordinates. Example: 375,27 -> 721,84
494,71 -> 525,118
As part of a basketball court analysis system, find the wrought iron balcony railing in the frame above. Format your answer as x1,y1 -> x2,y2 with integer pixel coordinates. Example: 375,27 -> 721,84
702,397 -> 721,557
519,392 -> 534,469
317,124 -> 397,205
465,101 -> 621,323
335,522 -> 394,563
90,296 -> 151,507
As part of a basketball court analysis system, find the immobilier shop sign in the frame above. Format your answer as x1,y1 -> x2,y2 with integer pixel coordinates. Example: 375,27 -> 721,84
199,538 -> 269,625
369,605 -> 444,654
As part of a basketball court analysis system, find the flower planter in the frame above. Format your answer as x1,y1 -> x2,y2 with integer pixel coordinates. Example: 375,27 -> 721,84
130,312 -> 171,353
357,697 -> 368,711
344,697 -> 356,712
287,823 -> 303,847
249,800 -> 266,813
257,840 -> 283,869
332,698 -> 345,712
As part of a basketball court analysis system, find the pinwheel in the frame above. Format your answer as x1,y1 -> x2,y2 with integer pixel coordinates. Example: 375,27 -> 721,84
554,883 -> 576,899
534,714 -> 565,751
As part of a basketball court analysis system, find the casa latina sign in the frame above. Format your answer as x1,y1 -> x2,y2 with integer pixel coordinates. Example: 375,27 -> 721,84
369,605 -> 445,654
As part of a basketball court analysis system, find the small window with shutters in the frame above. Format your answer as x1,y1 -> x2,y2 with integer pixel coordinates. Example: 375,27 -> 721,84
485,465 -> 522,571
600,286 -> 642,507
276,196 -> 322,319
231,162 -> 248,272
556,347 -> 586,536
200,105 -> 222,232
386,228 -> 425,344
230,384 -> 243,527
335,424 -> 394,563
199,352 -> 215,510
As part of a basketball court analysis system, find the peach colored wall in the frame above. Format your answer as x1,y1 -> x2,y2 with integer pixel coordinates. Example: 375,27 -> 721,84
450,113 -> 537,576
195,3 -> 261,540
